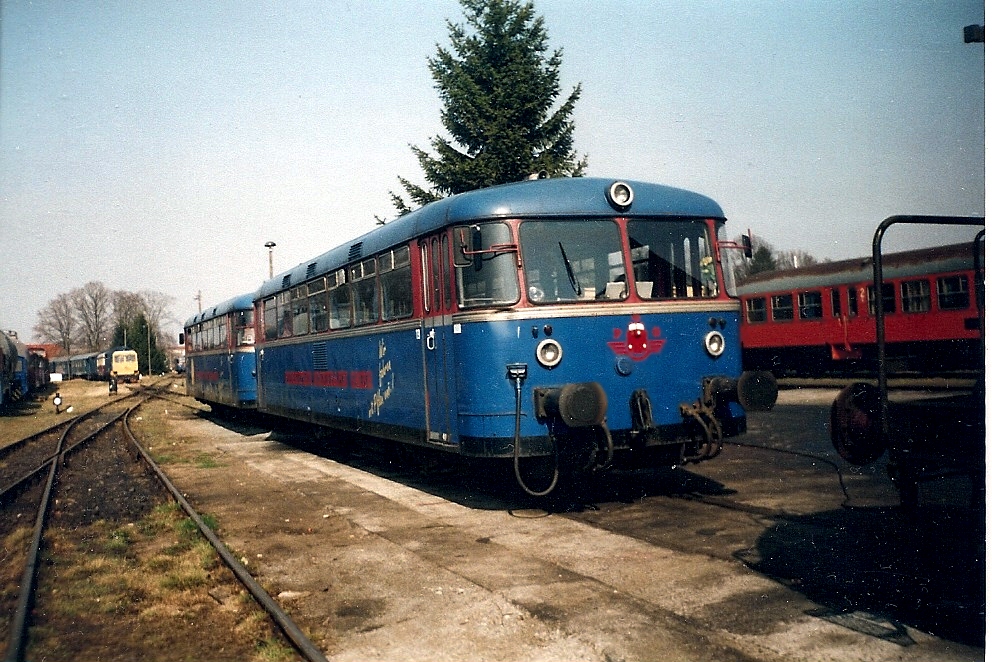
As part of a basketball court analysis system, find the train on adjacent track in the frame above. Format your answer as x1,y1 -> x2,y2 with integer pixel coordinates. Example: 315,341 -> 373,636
738,241 -> 984,376
183,177 -> 777,496
50,347 -> 140,383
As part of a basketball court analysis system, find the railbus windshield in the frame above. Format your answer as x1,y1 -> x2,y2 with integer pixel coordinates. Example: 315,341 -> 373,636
520,219 -> 626,303
234,309 -> 255,346
454,217 -> 723,309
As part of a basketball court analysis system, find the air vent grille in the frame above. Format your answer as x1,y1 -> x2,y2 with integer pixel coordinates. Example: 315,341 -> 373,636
313,343 -> 328,371
348,242 -> 364,261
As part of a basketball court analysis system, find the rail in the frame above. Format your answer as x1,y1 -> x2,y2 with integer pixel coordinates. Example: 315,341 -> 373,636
2,382 -> 328,662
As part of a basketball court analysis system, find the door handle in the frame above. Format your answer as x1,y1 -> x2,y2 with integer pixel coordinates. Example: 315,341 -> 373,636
426,328 -> 436,351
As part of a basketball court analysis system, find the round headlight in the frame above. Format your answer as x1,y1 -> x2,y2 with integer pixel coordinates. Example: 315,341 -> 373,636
606,181 -> 634,211
536,338 -> 563,368
704,330 -> 725,357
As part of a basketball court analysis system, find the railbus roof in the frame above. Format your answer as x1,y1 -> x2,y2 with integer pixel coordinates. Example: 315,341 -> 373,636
256,177 -> 724,300
184,292 -> 256,329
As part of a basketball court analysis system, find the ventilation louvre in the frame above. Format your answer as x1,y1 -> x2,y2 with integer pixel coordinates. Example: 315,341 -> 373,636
348,242 -> 364,262
312,343 -> 328,371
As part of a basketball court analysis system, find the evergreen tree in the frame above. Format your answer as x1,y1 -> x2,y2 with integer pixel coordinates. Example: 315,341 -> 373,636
393,0 -> 587,214
120,313 -> 167,376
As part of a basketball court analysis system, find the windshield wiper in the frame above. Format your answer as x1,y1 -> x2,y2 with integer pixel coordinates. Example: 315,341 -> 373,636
558,242 -> 581,296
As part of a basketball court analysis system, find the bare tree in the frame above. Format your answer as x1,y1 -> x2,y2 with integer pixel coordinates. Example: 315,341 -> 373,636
111,290 -> 145,339
138,290 -> 177,347
72,281 -> 113,351
35,283 -> 180,354
776,249 -> 820,270
734,236 -> 824,284
33,293 -> 77,354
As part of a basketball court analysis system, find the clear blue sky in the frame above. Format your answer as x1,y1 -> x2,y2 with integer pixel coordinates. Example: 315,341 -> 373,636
1,0 -> 984,342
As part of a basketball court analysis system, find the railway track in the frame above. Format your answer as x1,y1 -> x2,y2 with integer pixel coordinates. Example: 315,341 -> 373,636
0,381 -> 327,662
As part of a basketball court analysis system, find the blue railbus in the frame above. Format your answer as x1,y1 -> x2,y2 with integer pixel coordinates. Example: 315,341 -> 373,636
253,177 -> 776,495
183,293 -> 258,411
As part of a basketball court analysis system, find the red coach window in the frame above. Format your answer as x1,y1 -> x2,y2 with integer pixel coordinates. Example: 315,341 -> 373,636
745,298 -> 766,323
798,291 -> 823,320
901,280 -> 930,313
937,275 -> 969,310
771,294 -> 794,321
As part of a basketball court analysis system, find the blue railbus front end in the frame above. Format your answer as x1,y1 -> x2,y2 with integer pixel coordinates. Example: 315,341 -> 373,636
449,305 -> 751,463
184,293 -> 258,411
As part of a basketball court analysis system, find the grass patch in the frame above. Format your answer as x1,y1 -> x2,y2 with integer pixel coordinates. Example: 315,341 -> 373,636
255,637 -> 299,661
32,481 -> 298,661
194,453 -> 222,468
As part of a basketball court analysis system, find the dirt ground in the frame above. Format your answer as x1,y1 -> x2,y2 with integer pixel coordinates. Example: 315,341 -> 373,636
146,401 -> 576,661
142,389 -> 983,662
4,380 -> 981,661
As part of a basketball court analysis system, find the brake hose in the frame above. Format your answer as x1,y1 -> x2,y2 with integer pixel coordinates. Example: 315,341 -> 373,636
594,420 -> 614,471
511,372 -> 560,496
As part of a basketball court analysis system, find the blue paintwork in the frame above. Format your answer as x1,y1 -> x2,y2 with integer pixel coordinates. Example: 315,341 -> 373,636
250,177 -> 744,460
255,307 -> 745,457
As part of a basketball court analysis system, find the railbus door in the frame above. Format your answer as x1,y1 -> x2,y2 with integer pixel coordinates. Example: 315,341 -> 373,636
419,234 -> 457,447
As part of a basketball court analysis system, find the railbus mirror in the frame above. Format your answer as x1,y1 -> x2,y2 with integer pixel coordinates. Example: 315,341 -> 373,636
454,225 -> 486,271
178,332 -> 185,345
741,233 -> 753,259
472,226 -> 484,272
454,227 -> 472,267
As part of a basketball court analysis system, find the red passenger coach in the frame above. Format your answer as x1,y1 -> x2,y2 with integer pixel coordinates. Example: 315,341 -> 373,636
738,242 -> 983,375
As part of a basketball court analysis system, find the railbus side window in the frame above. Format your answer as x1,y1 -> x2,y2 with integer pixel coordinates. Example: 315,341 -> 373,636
277,291 -> 292,337
308,277 -> 329,333
937,275 -> 969,310
431,238 -> 442,312
380,246 -> 413,321
798,291 -> 823,320
440,235 -> 452,310
263,297 -> 278,340
901,279 -> 930,313
329,269 -> 353,329
745,297 -> 766,323
420,243 -> 431,314
352,259 -> 379,326
771,294 -> 794,321
291,286 -> 310,335
848,287 -> 859,317
453,222 -> 519,308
